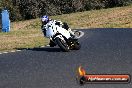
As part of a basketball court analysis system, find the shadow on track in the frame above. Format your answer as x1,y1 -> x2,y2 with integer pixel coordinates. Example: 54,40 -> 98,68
16,47 -> 62,52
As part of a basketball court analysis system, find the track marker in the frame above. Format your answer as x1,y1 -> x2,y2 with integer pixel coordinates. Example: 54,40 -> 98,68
3,52 -> 8,54
16,50 -> 22,52
10,50 -> 16,53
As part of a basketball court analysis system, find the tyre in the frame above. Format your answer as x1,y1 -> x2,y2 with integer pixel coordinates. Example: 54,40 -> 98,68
74,41 -> 81,50
55,37 -> 70,52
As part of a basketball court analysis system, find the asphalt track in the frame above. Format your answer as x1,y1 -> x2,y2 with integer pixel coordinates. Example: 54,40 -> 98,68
0,28 -> 132,88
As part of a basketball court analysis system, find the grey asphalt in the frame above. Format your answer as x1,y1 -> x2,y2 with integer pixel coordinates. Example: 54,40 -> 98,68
0,28 -> 132,88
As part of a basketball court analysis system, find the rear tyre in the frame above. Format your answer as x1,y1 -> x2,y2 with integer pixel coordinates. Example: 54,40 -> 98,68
55,37 -> 70,52
74,41 -> 81,50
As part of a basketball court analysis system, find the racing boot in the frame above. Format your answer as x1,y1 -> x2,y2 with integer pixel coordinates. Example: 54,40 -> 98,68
49,40 -> 56,47
68,28 -> 76,38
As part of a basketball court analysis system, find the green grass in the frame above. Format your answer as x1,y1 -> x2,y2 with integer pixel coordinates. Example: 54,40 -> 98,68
0,19 -> 49,52
51,5 -> 132,28
0,5 -> 132,52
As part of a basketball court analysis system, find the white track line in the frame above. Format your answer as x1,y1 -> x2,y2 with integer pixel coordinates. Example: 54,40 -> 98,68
0,50 -> 22,55
46,45 -> 50,47
16,50 -> 22,52
41,46 -> 45,48
3,52 -> 8,54
10,50 -> 16,53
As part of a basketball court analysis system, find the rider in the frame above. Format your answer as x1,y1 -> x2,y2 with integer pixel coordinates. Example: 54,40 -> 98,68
41,15 -> 75,47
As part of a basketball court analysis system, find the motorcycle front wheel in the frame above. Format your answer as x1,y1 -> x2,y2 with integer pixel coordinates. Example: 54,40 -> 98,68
55,37 -> 70,52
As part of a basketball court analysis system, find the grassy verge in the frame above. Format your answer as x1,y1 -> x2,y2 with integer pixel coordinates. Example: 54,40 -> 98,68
0,19 -> 49,52
0,5 -> 132,51
51,5 -> 132,28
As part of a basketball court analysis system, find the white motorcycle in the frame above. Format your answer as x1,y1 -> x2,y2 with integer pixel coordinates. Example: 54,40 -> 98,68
45,21 -> 81,52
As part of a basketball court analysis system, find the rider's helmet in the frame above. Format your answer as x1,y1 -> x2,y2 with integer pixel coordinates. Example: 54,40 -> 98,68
41,15 -> 49,25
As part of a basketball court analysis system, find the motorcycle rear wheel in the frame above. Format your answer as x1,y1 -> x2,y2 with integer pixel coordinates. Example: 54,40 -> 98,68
73,41 -> 81,50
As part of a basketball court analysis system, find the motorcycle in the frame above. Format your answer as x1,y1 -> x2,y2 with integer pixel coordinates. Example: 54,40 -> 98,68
45,21 -> 81,52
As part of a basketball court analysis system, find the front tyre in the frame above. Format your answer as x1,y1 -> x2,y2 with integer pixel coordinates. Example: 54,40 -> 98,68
55,37 -> 70,52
